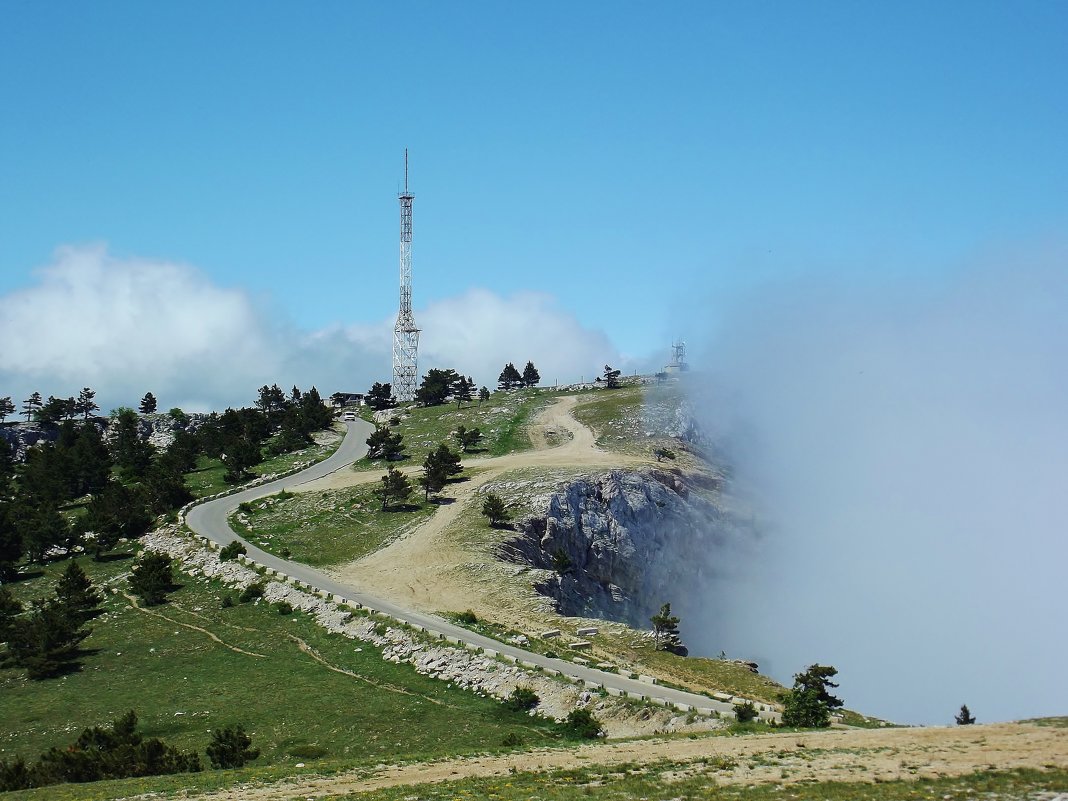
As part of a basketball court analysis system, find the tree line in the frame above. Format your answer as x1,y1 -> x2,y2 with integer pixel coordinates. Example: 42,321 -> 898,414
0,708 -> 258,791
0,548 -> 179,682
365,371 -> 489,411
0,389 -> 168,426
0,383 -> 333,587
359,360 -> 543,413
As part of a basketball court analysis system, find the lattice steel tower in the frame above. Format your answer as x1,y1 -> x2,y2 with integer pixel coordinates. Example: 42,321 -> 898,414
392,149 -> 420,402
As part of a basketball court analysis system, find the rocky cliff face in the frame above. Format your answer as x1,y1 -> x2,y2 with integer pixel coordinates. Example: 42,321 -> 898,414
499,468 -> 747,630
0,422 -> 63,460
128,413 -> 207,450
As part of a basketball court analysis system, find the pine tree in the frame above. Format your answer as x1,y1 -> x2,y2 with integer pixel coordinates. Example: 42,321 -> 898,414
478,386 -> 491,407
418,452 -> 448,501
110,408 -> 152,480
0,396 -> 15,424
0,436 -> 12,487
16,502 -> 70,564
455,376 -> 474,407
75,387 -> 99,421
781,664 -> 844,728
22,392 -> 42,422
69,423 -> 113,496
54,560 -> 103,624
5,598 -> 90,679
375,466 -> 412,511
650,603 -> 682,652
82,480 -> 152,559
522,361 -> 541,387
497,363 -> 522,391
298,386 -> 333,432
139,392 -> 158,414
430,442 -> 462,479
0,505 -> 23,581
452,425 -> 483,453
366,382 -> 397,411
255,384 -> 288,425
955,704 -> 976,725
206,725 -> 259,769
602,364 -> 622,389
481,493 -> 509,527
0,586 -> 23,641
366,427 -> 404,460
221,436 -> 261,484
414,368 -> 460,407
128,551 -> 175,606
142,460 -> 193,514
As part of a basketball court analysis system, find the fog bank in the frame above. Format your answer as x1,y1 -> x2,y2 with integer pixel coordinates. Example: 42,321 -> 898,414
683,248 -> 1068,724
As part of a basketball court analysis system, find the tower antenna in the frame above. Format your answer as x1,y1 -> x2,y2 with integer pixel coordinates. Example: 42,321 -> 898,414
392,150 -> 420,402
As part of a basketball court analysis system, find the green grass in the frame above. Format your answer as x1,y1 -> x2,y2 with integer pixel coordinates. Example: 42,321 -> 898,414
570,381 -> 674,456
570,383 -> 646,447
355,390 -> 553,472
450,465 -> 589,548
229,483 -> 437,566
1025,716 -> 1068,727
183,430 -> 343,499
331,765 -> 1068,801
631,649 -> 788,706
0,554 -> 570,797
838,708 -> 898,728
183,454 -> 229,497
257,431 -> 342,474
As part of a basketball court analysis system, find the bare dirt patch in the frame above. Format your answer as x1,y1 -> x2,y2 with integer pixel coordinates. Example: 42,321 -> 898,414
185,721 -> 1068,801
320,396 -> 644,618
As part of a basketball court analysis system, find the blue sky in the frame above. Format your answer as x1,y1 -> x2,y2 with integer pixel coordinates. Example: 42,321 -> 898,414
3,1 -> 1065,370
2,2 -> 1068,725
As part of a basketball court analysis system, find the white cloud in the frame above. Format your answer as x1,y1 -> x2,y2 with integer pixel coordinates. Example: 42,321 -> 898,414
415,288 -> 618,388
0,245 -> 618,411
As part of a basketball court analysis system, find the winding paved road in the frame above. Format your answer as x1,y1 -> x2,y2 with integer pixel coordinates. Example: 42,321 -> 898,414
184,416 -> 751,719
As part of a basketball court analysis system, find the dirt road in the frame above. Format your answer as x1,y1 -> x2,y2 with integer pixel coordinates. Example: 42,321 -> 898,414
301,396 -> 644,616
189,721 -> 1068,800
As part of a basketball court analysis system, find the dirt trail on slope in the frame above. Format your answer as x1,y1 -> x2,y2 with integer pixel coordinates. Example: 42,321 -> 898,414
299,396 -> 643,615
296,395 -> 634,495
186,721 -> 1068,801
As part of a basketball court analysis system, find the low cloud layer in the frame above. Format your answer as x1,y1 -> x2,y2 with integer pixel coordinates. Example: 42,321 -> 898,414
416,288 -> 617,389
0,245 -> 618,412
682,246 -> 1068,724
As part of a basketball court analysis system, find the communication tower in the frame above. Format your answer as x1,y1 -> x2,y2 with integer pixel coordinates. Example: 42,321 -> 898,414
664,340 -> 689,373
392,150 -> 420,402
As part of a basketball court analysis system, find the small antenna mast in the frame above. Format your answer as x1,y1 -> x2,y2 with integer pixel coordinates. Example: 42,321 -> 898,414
404,148 -> 408,193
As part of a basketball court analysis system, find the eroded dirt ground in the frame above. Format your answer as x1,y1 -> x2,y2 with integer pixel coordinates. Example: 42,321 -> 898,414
188,721 -> 1068,800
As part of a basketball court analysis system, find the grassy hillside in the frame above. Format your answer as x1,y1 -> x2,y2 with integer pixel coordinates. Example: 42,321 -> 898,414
334,766 -> 1068,801
184,430 -> 343,499
570,379 -> 709,470
355,389 -> 554,471
0,552 -> 569,798
230,484 -> 437,566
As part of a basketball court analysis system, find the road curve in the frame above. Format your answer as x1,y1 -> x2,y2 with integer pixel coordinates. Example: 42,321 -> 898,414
183,417 -> 747,719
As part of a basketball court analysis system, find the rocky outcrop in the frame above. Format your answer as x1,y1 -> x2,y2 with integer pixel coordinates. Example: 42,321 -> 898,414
499,468 -> 747,630
0,413 -> 207,461
129,413 -> 207,451
0,422 -> 64,460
